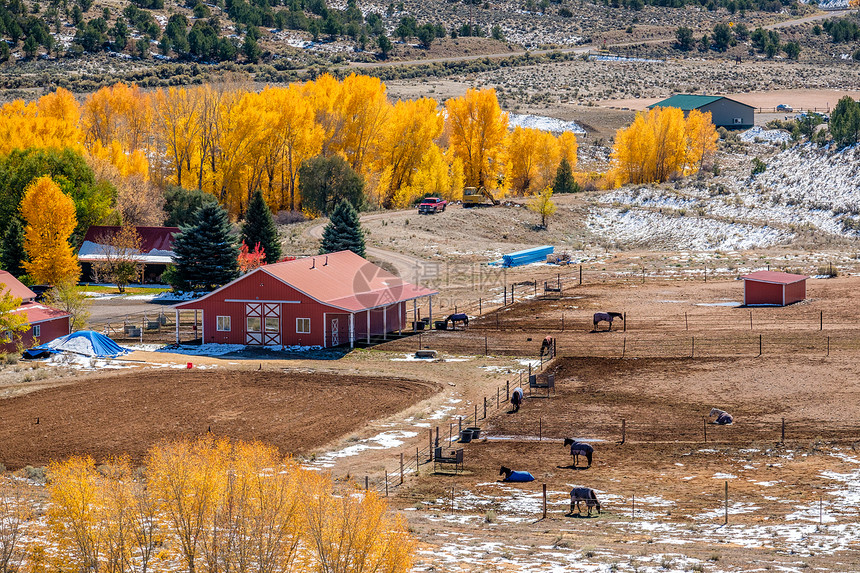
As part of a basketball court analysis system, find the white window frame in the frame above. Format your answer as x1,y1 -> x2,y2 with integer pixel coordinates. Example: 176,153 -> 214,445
32,324 -> 40,338
216,316 -> 231,332
246,316 -> 262,333
296,318 -> 311,334
265,317 -> 280,333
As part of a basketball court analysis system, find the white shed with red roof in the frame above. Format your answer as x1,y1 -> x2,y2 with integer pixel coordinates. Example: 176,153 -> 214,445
741,270 -> 808,306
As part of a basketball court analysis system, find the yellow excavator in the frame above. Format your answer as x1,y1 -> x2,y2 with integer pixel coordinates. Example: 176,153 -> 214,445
462,186 -> 499,208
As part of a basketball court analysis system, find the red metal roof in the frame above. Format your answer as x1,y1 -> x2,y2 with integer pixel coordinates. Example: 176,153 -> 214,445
83,226 -> 180,253
741,270 -> 808,285
175,250 -> 437,312
0,270 -> 36,302
8,302 -> 70,324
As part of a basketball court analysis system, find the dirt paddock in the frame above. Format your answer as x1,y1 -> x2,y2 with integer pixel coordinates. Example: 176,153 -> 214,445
0,370 -> 438,469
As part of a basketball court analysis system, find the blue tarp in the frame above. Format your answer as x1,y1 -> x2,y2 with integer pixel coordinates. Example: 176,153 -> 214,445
26,330 -> 130,358
504,471 -> 535,482
490,246 -> 554,268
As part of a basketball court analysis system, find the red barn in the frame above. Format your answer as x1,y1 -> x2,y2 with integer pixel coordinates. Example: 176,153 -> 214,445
742,270 -> 808,306
171,250 -> 437,348
0,271 -> 71,353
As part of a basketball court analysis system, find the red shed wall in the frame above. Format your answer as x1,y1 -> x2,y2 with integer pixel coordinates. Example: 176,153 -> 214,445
784,280 -> 806,305
1,316 -> 70,354
744,280 -> 784,306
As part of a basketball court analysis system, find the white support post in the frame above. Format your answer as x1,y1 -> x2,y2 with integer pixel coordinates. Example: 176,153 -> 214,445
200,310 -> 204,345
175,310 -> 179,344
429,296 -> 433,325
323,312 -> 327,348
398,302 -> 402,335
413,300 -> 417,332
383,306 -> 387,340
349,313 -> 355,349
366,310 -> 371,345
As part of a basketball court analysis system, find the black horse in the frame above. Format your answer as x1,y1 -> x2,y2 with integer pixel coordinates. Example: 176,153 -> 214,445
563,438 -> 594,468
511,387 -> 524,412
593,312 -> 624,331
569,487 -> 601,516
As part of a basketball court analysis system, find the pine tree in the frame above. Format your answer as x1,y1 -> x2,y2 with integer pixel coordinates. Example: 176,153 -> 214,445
319,199 -> 365,258
241,189 -> 282,264
171,203 -> 240,291
553,158 -> 579,194
0,219 -> 27,278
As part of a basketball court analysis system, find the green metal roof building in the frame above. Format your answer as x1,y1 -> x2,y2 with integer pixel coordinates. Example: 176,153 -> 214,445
648,94 -> 755,129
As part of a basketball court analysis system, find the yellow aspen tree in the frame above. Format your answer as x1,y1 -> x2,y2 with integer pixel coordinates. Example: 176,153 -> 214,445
534,130 -> 563,191
684,109 -> 719,172
46,456 -> 103,573
504,126 -> 543,195
20,175 -> 80,285
445,88 -> 508,191
151,87 -> 203,189
331,74 -> 390,176
557,131 -> 578,170
213,91 -> 268,215
0,288 -> 28,347
302,73 -> 345,157
302,475 -> 414,573
376,97 -> 443,207
146,437 -> 230,573
82,82 -> 151,153
528,185 -> 557,228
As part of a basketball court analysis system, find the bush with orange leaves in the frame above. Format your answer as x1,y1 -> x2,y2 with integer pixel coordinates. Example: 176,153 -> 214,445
42,438 -> 413,573
610,107 -> 718,187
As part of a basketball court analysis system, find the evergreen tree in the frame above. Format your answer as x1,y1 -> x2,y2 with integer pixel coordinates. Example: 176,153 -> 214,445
319,199 -> 365,258
553,158 -> 579,194
170,203 -> 239,291
241,189 -> 281,264
0,219 -> 27,277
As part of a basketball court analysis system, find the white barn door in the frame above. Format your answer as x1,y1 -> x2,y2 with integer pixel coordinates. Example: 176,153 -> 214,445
245,303 -> 281,345
330,318 -> 339,347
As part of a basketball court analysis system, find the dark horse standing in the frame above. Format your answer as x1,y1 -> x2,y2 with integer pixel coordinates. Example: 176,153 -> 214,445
511,387 -> 524,412
593,312 -> 623,331
569,487 -> 601,516
540,336 -> 554,357
564,438 -> 594,468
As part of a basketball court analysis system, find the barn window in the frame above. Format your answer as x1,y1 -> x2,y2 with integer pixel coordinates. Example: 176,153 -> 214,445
32,324 -> 40,338
296,318 -> 310,334
733,117 -> 743,124
265,317 -> 279,332
217,316 -> 231,331
246,317 -> 261,332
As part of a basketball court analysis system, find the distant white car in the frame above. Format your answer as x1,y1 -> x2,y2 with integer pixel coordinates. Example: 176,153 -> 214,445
776,104 -> 793,112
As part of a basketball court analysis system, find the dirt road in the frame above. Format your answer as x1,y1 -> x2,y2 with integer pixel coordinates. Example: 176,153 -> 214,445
303,209 -> 433,281
346,10 -> 850,69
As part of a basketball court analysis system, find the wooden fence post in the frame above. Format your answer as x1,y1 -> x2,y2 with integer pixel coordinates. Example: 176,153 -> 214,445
703,416 -> 707,443
365,476 -> 369,491
623,312 -> 627,332
827,336 -> 830,357
385,471 -> 389,496
483,397 -> 487,419
724,481 -> 728,524
820,310 -> 823,331
685,312 -> 688,331
750,311 -> 753,330
781,417 -> 785,443
400,453 -> 404,485
759,334 -> 762,356
632,494 -> 635,520
579,265 -> 582,285
621,419 -> 626,444
479,298 -> 482,315
622,337 -> 626,359
543,484 -> 547,519
691,336 -> 695,358
539,418 -> 542,441
506,380 -> 510,400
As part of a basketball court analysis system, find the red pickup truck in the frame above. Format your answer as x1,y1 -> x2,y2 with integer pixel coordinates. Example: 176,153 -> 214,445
418,197 -> 447,214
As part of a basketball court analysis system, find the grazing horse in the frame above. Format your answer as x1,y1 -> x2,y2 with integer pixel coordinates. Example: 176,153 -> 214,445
593,312 -> 624,331
540,336 -> 554,357
511,387 -> 524,412
445,313 -> 469,330
709,408 -> 734,425
569,487 -> 601,515
499,466 -> 535,482
563,438 -> 594,468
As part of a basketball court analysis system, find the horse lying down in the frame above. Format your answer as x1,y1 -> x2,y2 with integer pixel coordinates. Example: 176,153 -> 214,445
499,466 -> 535,482
563,438 -> 594,468
569,487 -> 601,516
709,408 -> 733,425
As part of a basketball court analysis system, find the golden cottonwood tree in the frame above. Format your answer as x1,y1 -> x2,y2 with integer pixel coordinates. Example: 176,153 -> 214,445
20,175 -> 80,285
611,107 -> 717,186
376,97 -> 443,208
445,88 -> 508,192
331,74 -> 390,177
0,88 -> 84,155
0,288 -> 28,347
528,185 -> 557,228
